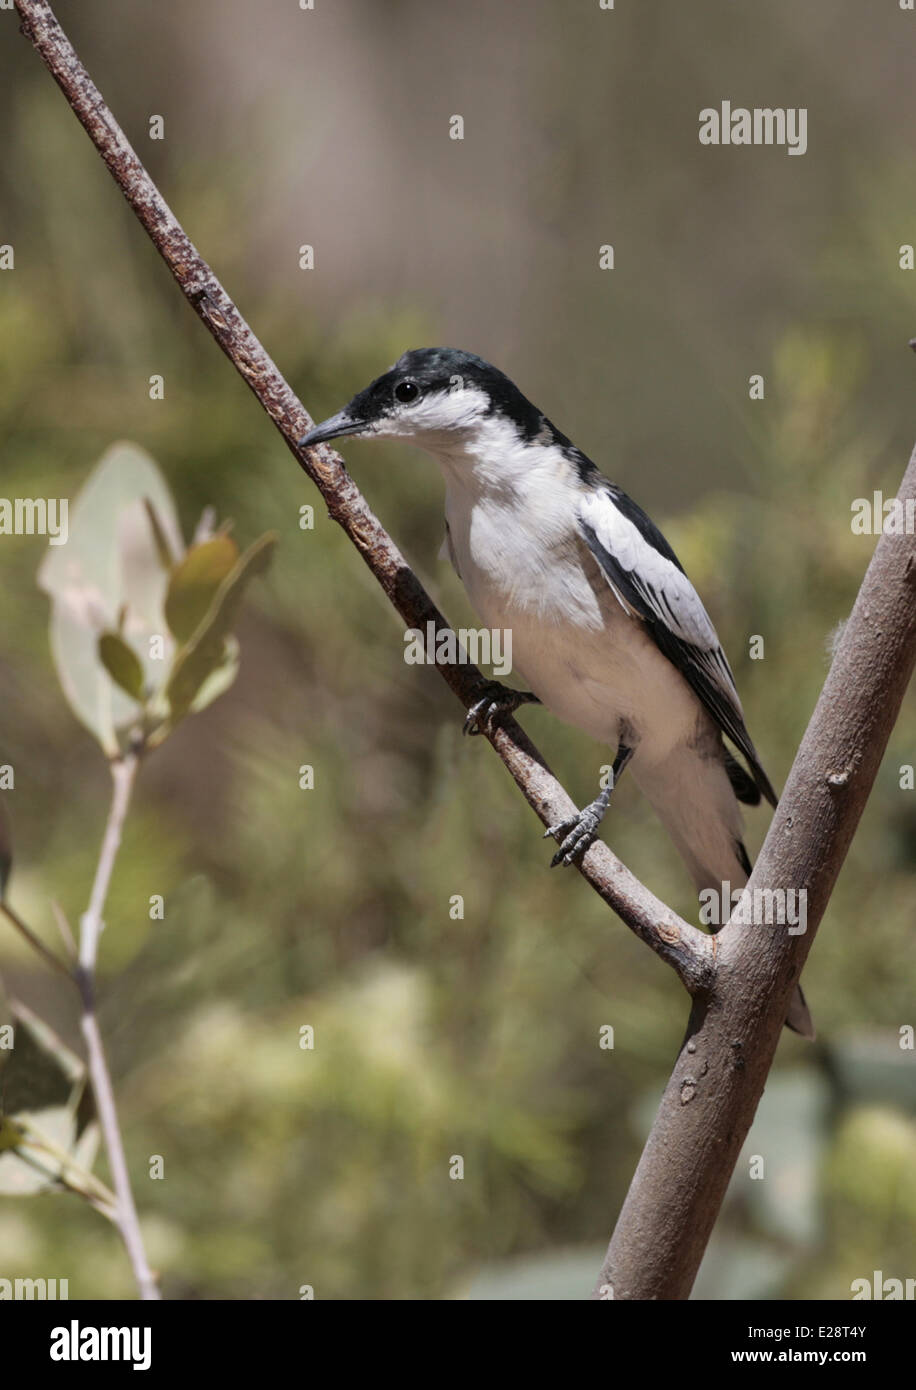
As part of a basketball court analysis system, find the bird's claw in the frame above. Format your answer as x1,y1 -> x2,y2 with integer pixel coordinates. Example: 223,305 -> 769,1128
463,684 -> 535,737
544,803 -> 604,867
463,695 -> 500,737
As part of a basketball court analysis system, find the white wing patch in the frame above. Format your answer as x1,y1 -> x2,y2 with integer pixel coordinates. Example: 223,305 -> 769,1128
578,488 -> 742,708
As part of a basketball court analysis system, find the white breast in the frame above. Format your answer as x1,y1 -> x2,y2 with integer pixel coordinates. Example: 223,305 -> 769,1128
439,447 -> 704,758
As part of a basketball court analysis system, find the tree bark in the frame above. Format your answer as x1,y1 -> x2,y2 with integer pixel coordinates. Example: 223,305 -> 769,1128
596,444 -> 916,1298
15,0 -> 916,1301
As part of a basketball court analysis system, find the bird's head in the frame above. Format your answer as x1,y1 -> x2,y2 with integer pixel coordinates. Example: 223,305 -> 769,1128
299,348 -> 552,462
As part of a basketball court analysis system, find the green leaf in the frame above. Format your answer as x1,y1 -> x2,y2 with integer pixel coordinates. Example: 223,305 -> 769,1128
190,635 -> 240,714
0,1106 -> 76,1195
0,1115 -> 25,1154
0,1003 -> 93,1197
164,535 -> 240,643
0,999 -> 86,1113
166,533 -> 277,725
98,632 -> 145,702
72,1118 -> 101,1178
38,442 -> 184,754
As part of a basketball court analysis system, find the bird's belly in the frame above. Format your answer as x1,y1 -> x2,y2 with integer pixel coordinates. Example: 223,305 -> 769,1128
444,489 -> 703,754
465,571 -> 701,753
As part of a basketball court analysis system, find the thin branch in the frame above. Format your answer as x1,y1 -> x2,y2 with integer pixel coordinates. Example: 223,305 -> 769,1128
0,898 -> 71,977
78,755 -> 136,974
0,796 -> 157,1293
13,0 -> 712,995
72,751 -> 160,1301
18,0 -> 912,1303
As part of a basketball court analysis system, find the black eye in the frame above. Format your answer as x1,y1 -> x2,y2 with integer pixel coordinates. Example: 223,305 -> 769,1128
395,380 -> 420,404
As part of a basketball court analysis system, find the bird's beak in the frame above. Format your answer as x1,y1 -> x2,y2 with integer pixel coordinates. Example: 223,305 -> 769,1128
298,408 -> 367,449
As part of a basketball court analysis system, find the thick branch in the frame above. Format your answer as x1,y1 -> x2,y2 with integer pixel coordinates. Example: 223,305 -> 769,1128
21,0 -> 910,1304
13,0 -> 712,993
596,444 -> 916,1299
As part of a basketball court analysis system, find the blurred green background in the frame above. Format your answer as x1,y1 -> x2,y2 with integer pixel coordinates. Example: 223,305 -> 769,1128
0,0 -> 914,1299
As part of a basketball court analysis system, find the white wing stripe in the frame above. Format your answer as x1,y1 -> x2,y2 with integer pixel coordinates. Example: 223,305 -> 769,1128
579,489 -> 742,704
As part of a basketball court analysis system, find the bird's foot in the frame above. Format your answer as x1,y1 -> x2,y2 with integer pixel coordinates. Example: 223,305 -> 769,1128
463,683 -> 539,737
544,794 -> 610,867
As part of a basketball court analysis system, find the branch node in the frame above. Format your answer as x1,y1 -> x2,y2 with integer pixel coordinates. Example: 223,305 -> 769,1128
679,1077 -> 697,1104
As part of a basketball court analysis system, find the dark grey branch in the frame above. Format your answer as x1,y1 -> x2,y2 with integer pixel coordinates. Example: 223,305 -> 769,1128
18,0 -> 913,1303
596,443 -> 916,1299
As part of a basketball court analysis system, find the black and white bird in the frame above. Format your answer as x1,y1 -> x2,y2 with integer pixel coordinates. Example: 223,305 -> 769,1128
301,348 -> 813,1037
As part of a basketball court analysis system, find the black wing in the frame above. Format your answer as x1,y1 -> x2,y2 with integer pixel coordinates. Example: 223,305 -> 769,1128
578,483 -> 777,808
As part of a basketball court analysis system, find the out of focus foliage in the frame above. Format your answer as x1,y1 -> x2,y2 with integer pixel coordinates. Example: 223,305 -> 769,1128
0,0 -> 914,1300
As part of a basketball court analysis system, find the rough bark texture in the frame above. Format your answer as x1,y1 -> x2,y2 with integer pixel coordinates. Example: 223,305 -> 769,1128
596,444 -> 916,1298
16,0 -> 916,1302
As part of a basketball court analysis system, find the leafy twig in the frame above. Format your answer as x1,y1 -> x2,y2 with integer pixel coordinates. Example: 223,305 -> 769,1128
12,0 -> 711,993
1,752 -> 161,1298
15,0 -> 916,1301
15,1114 -> 118,1219
72,751 -> 160,1300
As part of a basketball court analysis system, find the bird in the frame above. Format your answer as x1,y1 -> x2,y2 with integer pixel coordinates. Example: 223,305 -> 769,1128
300,348 -> 813,1038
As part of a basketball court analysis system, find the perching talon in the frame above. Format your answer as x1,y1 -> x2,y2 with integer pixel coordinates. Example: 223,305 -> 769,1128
462,682 -> 539,737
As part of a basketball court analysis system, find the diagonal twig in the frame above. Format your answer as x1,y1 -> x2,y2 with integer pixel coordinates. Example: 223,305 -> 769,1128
12,0 -> 712,994
19,0 -> 915,1303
